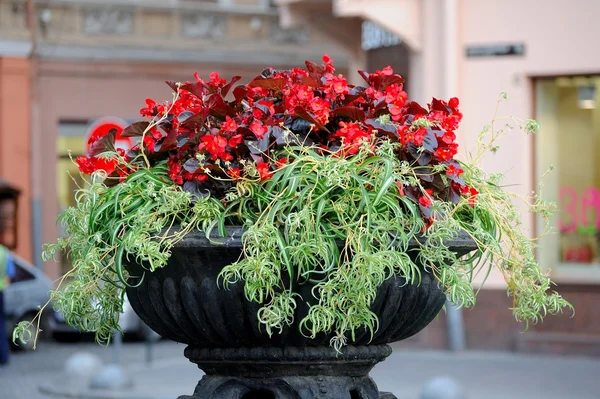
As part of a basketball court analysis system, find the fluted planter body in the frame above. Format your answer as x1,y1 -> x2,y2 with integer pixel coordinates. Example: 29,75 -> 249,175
126,227 -> 476,399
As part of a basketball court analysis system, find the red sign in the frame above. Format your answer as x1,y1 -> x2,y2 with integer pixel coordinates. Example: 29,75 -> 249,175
85,117 -> 135,153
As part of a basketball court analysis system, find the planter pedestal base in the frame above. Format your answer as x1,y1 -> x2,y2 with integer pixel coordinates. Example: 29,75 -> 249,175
180,345 -> 396,399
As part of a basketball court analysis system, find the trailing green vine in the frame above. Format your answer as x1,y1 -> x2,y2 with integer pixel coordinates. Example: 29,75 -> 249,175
13,58 -> 572,350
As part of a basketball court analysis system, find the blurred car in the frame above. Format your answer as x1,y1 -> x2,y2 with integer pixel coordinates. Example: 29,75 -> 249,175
51,295 -> 161,342
4,255 -> 54,351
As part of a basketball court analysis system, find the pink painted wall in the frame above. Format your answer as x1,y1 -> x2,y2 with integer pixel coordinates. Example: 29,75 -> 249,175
459,0 -> 600,197
0,57 -> 31,262
458,0 -> 600,285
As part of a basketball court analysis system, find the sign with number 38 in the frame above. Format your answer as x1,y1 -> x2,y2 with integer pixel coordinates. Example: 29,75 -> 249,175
560,187 -> 600,233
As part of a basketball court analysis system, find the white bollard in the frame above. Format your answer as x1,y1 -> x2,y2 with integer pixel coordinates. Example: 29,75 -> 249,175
64,352 -> 104,388
420,376 -> 467,399
90,364 -> 133,390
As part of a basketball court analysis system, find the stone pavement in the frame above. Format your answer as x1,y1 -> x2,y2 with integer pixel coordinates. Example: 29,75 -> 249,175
1,340 -> 600,399
0,339 -> 186,399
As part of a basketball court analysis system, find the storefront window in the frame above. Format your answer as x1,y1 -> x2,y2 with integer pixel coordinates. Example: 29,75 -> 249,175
536,76 -> 600,281
57,121 -> 88,275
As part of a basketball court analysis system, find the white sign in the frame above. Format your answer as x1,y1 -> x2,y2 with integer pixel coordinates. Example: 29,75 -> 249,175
362,21 -> 401,51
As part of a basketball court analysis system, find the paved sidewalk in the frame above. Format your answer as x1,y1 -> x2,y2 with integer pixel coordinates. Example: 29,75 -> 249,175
38,346 -> 600,399
2,340 -> 600,398
374,348 -> 600,399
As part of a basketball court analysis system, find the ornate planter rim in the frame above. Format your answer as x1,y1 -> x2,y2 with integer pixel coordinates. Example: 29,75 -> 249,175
167,225 -> 478,254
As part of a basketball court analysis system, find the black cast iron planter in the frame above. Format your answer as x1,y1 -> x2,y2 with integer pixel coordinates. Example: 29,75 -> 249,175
126,227 -> 476,399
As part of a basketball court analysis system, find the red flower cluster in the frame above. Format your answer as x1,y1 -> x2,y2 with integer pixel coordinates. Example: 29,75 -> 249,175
334,122 -> 370,155
77,55 -> 479,221
76,148 -> 130,182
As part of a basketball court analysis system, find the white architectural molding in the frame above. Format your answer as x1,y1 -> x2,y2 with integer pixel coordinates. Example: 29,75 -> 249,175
270,22 -> 309,44
36,0 -> 276,15
0,40 -> 33,58
34,43 -> 348,67
82,7 -> 134,35
181,13 -> 226,38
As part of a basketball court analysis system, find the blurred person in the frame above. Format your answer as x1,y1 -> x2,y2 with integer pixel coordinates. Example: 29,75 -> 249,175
0,244 -> 16,365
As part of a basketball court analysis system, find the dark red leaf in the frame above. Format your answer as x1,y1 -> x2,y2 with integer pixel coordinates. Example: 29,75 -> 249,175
294,107 -> 329,132
406,101 -> 428,116
332,106 -> 366,122
221,76 -> 242,97
177,136 -> 190,148
373,97 -> 388,112
155,129 -> 178,152
305,60 -> 325,82
183,158 -> 200,173
202,164 -> 223,173
126,148 -> 138,159
294,74 -> 319,87
305,60 -> 324,74
415,166 -> 434,182
207,94 -> 236,118
417,152 -> 433,166
285,117 -> 311,136
121,121 -> 150,138
248,76 -> 287,91
183,181 -> 210,199
177,111 -> 195,123
431,128 -> 445,138
245,134 -> 270,155
407,144 -> 432,166
339,94 -> 362,106
430,98 -> 451,114
165,81 -> 180,92
422,130 -> 438,152
449,187 -> 462,204
372,75 -> 405,91
153,137 -> 165,152
447,174 -> 465,186
365,118 -> 398,139
339,87 -> 366,106
404,187 -> 420,204
233,85 -> 248,103
236,127 -> 255,139
180,113 -> 206,128
89,128 -> 116,156
357,70 -> 370,84
430,174 -> 447,192
180,82 -> 207,98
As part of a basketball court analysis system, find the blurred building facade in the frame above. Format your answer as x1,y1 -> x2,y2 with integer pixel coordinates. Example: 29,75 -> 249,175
3,0 -> 600,357
277,0 -> 600,356
0,0 -> 346,277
